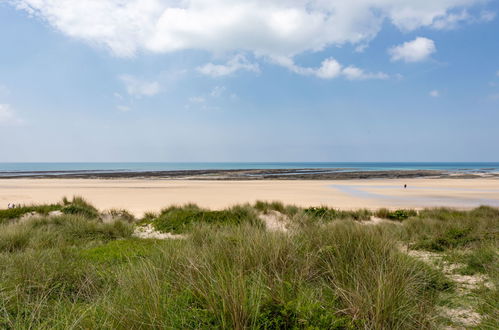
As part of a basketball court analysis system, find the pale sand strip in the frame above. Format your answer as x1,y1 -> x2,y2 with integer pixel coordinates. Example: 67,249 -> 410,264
1,178 -> 499,217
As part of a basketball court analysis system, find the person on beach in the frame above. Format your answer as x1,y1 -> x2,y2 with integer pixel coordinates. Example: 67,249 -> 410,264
8,203 -> 14,209
404,184 -> 407,189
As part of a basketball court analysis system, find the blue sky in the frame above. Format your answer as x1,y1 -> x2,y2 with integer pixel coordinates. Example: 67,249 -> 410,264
0,0 -> 498,162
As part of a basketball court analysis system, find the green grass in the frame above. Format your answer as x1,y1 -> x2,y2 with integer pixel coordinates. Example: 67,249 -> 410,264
79,238 -> 165,264
0,200 -> 497,329
375,208 -> 418,221
0,204 -> 62,224
151,204 -> 262,234
304,206 -> 372,221
254,200 -> 300,216
61,196 -> 99,219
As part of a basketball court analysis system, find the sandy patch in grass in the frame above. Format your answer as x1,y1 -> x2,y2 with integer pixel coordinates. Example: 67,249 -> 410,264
259,210 -> 289,232
403,247 -> 495,327
133,224 -> 186,240
439,306 -> 482,328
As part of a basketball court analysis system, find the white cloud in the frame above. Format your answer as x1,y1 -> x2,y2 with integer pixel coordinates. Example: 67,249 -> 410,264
432,9 -> 496,29
342,66 -> 389,80
119,74 -> 160,97
0,104 -> 21,125
12,0 -> 485,60
429,90 -> 440,97
210,86 -> 226,97
432,10 -> 470,30
116,105 -> 131,112
272,56 -> 387,80
198,55 -> 260,77
480,10 -> 496,22
389,37 -> 436,63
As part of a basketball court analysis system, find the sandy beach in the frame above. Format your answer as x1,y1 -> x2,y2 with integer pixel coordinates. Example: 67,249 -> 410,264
1,178 -> 498,216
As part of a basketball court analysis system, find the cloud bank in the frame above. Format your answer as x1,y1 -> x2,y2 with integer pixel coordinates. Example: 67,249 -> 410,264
10,1 -> 492,79
12,0 -> 486,58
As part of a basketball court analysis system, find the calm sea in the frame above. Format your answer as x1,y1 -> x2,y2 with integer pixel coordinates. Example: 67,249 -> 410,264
0,162 -> 498,177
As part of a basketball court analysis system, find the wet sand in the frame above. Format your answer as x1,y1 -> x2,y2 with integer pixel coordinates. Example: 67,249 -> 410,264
1,178 -> 498,216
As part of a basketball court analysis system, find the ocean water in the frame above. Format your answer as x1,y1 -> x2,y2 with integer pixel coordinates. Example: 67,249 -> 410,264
0,162 -> 498,177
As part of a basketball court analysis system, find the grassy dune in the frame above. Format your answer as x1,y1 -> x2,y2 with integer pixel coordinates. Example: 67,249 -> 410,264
0,198 -> 497,329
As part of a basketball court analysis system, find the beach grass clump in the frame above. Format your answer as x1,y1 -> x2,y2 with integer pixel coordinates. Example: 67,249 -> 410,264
0,204 -> 62,223
0,215 -> 133,253
98,223 -> 444,329
254,200 -> 300,216
0,202 -> 497,328
402,207 -> 498,252
413,227 -> 476,252
151,204 -> 261,234
459,244 -> 498,275
79,238 -> 165,264
61,196 -> 99,219
304,206 -> 372,221
101,208 -> 136,222
376,208 -> 417,221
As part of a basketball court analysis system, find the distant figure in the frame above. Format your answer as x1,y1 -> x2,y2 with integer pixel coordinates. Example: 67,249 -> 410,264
8,203 -> 14,209
404,184 -> 407,189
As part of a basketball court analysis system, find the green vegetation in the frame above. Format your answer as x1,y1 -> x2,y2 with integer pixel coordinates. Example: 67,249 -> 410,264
254,200 -> 299,216
149,204 -> 261,234
304,206 -> 372,221
0,204 -> 62,223
0,199 -> 497,329
61,196 -> 99,218
375,208 -> 418,221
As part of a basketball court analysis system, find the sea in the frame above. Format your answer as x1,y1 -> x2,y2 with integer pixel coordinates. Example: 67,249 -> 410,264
0,162 -> 498,177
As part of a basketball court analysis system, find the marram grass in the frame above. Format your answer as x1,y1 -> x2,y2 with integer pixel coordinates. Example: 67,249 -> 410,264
0,198 -> 497,329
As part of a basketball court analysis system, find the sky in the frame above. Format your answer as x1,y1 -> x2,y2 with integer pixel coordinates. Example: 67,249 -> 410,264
0,0 -> 498,162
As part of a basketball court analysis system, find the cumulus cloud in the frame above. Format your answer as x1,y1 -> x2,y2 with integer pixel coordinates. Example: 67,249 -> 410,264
11,0 -> 485,59
272,56 -> 387,80
119,74 -> 160,97
429,90 -> 440,97
342,66 -> 389,80
389,37 -> 436,63
0,104 -> 21,125
197,55 -> 260,77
